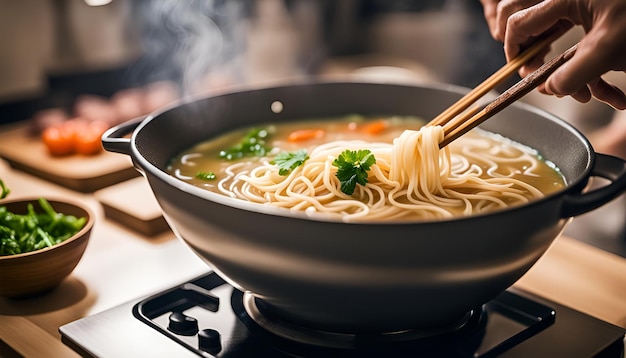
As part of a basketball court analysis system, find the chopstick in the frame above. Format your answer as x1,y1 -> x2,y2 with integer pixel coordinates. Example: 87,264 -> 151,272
438,42 -> 578,148
428,37 -> 554,128
427,39 -> 578,148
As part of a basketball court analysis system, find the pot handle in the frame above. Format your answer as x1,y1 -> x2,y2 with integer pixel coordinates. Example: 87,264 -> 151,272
101,117 -> 144,155
561,153 -> 626,218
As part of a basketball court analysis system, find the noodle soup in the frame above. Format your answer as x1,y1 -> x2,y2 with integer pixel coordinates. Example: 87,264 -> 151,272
167,116 -> 565,222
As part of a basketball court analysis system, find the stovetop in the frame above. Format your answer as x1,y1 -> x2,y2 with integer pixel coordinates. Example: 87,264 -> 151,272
60,271 -> 625,357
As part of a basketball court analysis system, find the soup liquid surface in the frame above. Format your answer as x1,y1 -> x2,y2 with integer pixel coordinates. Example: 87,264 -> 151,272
167,116 -> 566,219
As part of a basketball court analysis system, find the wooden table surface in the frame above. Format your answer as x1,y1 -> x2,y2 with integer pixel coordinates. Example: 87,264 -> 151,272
0,146 -> 625,357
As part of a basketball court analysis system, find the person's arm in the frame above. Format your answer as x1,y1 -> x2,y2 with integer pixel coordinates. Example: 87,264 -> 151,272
479,0 -> 626,110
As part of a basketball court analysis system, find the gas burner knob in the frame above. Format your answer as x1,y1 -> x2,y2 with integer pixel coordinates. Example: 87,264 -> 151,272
168,312 -> 198,336
198,328 -> 222,355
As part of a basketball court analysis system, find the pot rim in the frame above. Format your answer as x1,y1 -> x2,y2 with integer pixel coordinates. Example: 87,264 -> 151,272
128,80 -> 595,225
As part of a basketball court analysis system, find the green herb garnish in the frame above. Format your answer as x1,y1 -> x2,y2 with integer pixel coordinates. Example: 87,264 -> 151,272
219,128 -> 272,160
0,179 -> 9,199
272,150 -> 309,176
0,197 -> 87,256
196,172 -> 217,181
332,149 -> 376,195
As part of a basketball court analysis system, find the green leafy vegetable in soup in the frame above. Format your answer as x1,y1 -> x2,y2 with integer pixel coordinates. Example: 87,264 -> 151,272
196,172 -> 217,181
219,128 -> 272,160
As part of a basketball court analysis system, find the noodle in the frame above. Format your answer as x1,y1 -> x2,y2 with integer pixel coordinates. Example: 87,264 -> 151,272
193,125 -> 551,222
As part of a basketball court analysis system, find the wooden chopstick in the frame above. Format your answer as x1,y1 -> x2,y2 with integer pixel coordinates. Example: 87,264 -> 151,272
428,37 -> 553,128
436,42 -> 579,148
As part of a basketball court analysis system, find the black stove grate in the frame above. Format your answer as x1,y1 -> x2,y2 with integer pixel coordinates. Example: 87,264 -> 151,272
132,272 -> 557,357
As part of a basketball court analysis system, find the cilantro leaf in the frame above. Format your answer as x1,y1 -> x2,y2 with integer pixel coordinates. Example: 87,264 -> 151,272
332,149 -> 376,195
272,149 -> 309,176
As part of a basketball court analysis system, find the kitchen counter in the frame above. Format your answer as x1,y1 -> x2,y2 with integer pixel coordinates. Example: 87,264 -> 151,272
0,144 -> 625,357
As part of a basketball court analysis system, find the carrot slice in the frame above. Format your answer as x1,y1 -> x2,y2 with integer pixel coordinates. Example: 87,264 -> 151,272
287,129 -> 325,142
362,120 -> 390,135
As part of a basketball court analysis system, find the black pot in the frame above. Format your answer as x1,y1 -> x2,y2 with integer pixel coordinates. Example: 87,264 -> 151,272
103,81 -> 626,334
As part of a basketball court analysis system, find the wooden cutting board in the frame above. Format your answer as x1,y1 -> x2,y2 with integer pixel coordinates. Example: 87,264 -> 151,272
94,177 -> 170,236
0,122 -> 139,192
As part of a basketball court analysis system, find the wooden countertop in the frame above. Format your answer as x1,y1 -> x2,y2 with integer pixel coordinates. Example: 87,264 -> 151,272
0,153 -> 625,357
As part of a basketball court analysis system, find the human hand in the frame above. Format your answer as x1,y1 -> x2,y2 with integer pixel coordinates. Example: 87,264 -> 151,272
479,0 -> 626,109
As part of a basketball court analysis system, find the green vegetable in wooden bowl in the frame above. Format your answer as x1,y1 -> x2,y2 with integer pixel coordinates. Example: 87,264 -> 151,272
0,195 -> 94,298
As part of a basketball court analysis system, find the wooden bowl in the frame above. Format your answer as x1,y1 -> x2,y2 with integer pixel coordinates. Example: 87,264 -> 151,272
0,198 -> 94,298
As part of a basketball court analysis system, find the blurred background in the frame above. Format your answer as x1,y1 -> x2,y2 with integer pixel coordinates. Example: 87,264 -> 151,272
1,0 -> 509,121
0,0 -> 624,255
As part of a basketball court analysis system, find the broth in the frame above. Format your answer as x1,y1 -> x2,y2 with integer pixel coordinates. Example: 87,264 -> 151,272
167,116 -> 565,221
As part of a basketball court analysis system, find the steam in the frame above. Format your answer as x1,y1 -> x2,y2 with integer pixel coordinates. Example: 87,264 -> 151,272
129,0 -> 249,95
